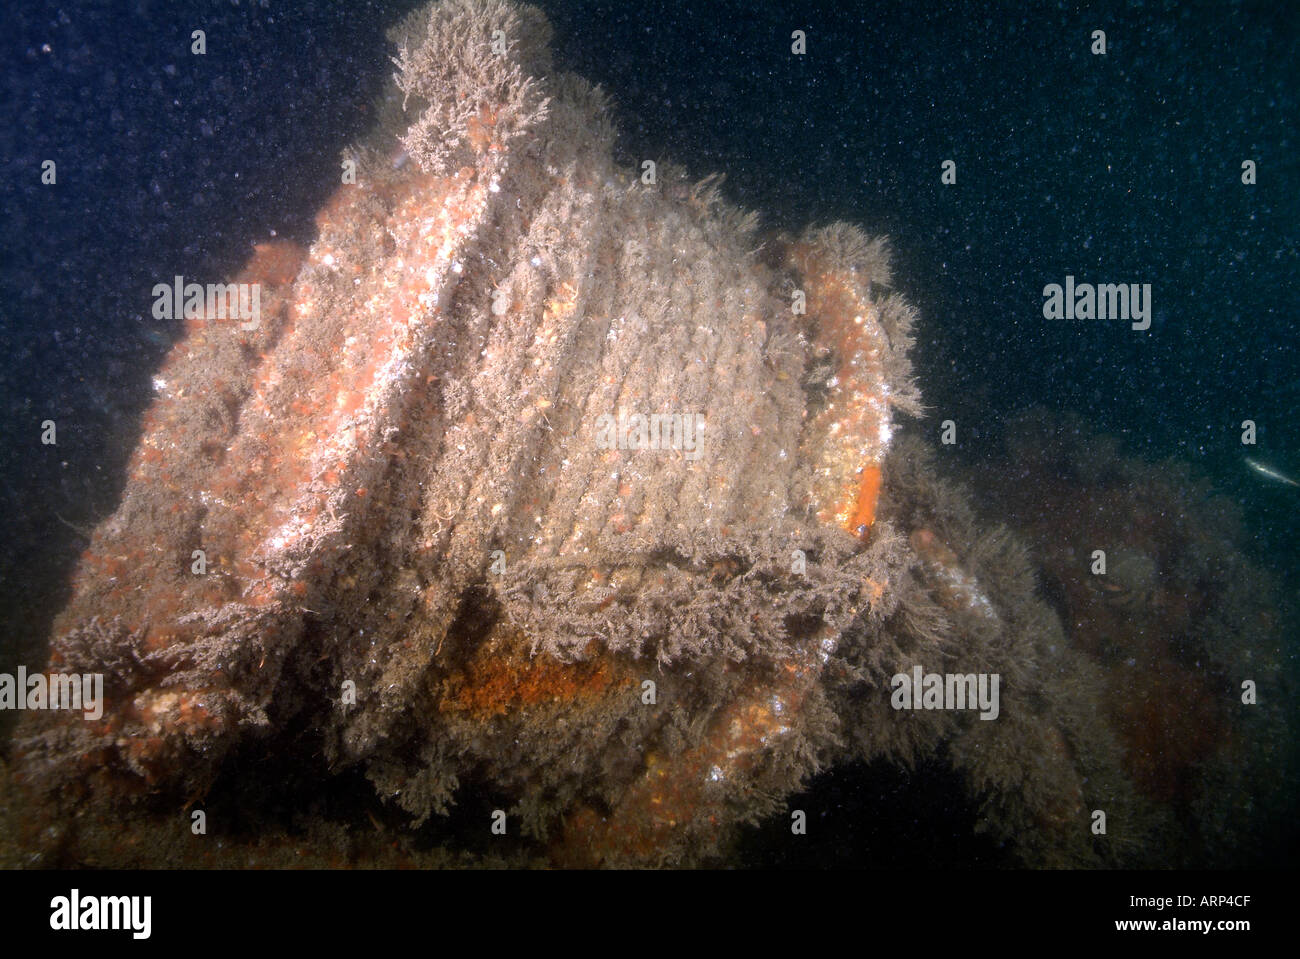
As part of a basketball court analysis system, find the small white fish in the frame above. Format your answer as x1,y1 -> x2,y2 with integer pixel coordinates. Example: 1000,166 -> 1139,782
1245,457 -> 1300,488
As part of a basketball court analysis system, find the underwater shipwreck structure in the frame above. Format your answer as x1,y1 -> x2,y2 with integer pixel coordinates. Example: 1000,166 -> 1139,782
4,0 -> 1286,868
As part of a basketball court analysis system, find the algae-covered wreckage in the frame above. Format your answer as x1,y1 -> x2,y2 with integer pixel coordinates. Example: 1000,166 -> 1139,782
2,0 -> 1287,868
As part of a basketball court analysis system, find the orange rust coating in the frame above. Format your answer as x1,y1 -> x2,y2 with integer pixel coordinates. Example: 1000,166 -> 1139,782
464,104 -> 502,153
244,240 -> 309,287
558,641 -> 827,866
158,167 -> 473,631
128,687 -> 226,737
40,155 -> 498,779
88,239 -> 308,657
223,172 -> 471,567
440,638 -> 633,717
787,242 -> 894,538
848,463 -> 883,539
